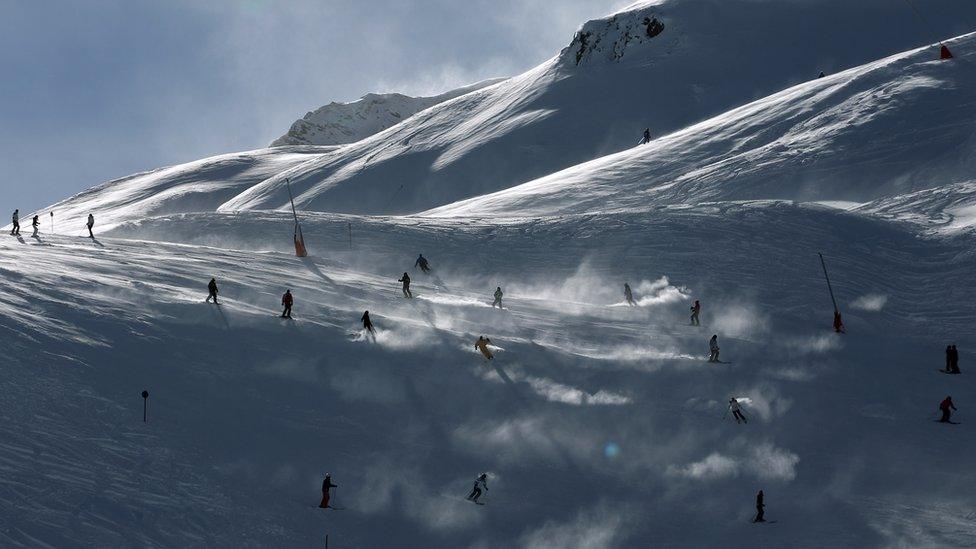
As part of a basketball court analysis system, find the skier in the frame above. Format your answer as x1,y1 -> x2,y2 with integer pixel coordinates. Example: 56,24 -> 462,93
946,345 -> 953,372
708,335 -> 720,363
624,283 -> 636,306
206,277 -> 219,304
86,213 -> 95,238
361,310 -> 375,338
281,289 -> 293,318
833,310 -> 845,333
729,398 -> 747,424
950,345 -> 960,374
818,71 -> 826,78
398,272 -> 412,298
318,473 -> 338,509
753,490 -> 766,523
10,209 -> 19,235
492,287 -> 504,308
690,300 -> 701,326
415,254 -> 431,274
639,128 -> 651,145
939,396 -> 957,423
466,473 -> 488,504
475,336 -> 493,360
31,215 -> 39,237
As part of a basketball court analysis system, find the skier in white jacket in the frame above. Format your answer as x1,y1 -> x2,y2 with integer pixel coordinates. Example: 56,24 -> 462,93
729,398 -> 747,423
708,335 -> 720,362
466,473 -> 488,504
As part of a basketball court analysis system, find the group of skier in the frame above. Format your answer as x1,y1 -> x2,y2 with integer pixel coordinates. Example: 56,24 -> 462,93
317,471 -> 489,510
9,209 -> 94,238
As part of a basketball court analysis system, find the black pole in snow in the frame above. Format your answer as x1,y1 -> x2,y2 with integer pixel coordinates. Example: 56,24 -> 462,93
818,252 -> 839,313
141,390 -> 149,423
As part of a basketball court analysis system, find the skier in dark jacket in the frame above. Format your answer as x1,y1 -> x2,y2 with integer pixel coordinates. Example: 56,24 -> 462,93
206,277 -> 219,304
753,490 -> 766,522
31,215 -> 39,237
708,335 -> 720,363
624,283 -> 636,306
361,310 -> 375,340
86,213 -> 95,238
10,209 -> 19,235
281,289 -> 293,318
398,272 -> 412,298
415,254 -> 431,274
729,398 -> 747,424
319,473 -> 338,509
939,396 -> 957,423
639,128 -> 651,145
466,473 -> 488,503
492,287 -> 503,308
950,345 -> 960,374
947,345 -> 953,372
690,300 -> 701,326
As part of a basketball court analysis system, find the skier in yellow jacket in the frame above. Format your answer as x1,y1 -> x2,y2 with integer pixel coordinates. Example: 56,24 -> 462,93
475,336 -> 493,360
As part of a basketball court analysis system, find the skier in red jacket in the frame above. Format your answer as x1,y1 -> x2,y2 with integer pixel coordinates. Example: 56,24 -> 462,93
939,396 -> 957,423
833,310 -> 845,333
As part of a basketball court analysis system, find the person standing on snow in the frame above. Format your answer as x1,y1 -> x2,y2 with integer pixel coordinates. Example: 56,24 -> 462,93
475,336 -> 493,360
86,213 -> 95,239
398,272 -> 412,298
729,398 -> 747,424
939,396 -> 957,423
624,283 -> 636,306
708,335 -> 720,363
361,310 -> 375,338
639,128 -> 651,145
318,473 -> 338,509
206,277 -> 219,304
753,490 -> 766,522
950,345 -> 960,374
281,289 -> 293,318
415,254 -> 431,274
946,345 -> 953,372
492,287 -> 504,308
31,215 -> 40,237
466,473 -> 488,504
10,209 -> 19,236
690,300 -> 701,326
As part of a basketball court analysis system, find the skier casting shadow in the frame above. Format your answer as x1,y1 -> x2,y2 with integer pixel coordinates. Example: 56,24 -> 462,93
476,336 -> 494,360
690,300 -> 701,326
206,277 -> 220,304
624,283 -> 636,306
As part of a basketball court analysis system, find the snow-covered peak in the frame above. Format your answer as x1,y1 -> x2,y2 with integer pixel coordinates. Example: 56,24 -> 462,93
561,1 -> 669,66
270,79 -> 505,147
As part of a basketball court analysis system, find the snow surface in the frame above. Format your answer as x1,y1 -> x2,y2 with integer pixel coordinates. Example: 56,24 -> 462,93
3,0 -> 976,547
270,79 -> 506,147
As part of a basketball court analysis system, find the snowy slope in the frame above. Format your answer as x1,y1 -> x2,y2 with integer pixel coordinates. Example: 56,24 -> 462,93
2,201 -> 974,547
222,0 -> 976,216
425,32 -> 976,218
33,146 -> 334,233
27,0 -> 976,230
270,79 -> 506,147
